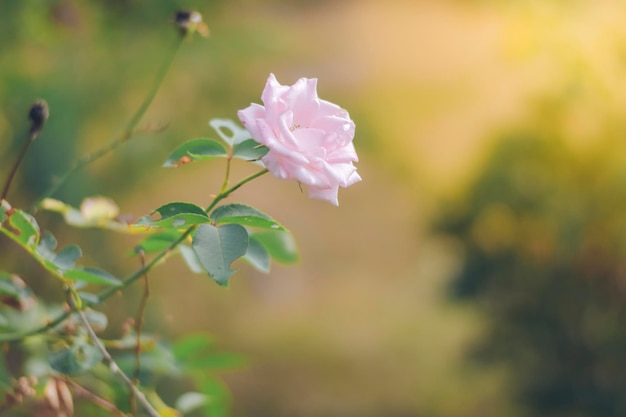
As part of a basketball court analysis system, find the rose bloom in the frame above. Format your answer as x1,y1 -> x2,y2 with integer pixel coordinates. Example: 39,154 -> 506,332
238,73 -> 361,205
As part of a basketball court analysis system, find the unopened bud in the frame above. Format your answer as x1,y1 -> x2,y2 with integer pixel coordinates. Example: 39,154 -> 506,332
174,10 -> 209,38
28,99 -> 49,137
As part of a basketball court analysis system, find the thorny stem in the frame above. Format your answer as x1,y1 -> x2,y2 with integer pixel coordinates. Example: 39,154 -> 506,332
0,169 -> 270,343
67,293 -> 161,417
29,35 -> 184,213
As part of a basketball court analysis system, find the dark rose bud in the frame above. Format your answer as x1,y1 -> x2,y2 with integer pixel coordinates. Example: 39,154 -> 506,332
174,10 -> 209,38
28,99 -> 49,137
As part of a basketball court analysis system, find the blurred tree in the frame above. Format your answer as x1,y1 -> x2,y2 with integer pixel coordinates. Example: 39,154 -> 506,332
437,129 -> 626,416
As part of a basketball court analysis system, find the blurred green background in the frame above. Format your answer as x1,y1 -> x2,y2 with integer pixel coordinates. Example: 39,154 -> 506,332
3,0 -> 626,416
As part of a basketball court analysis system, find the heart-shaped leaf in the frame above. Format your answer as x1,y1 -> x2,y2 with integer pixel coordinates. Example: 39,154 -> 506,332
178,244 -> 204,274
192,224 -> 248,286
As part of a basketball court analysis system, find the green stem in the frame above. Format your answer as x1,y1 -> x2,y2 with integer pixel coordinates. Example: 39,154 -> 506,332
0,169 -> 269,343
29,36 -> 183,213
207,168 -> 268,213
220,157 -> 232,194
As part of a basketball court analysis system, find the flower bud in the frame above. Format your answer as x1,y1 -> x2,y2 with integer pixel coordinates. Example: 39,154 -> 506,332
28,99 -> 49,137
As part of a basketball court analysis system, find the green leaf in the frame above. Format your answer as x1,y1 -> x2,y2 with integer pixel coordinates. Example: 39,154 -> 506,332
37,231 -> 58,260
137,202 -> 209,229
3,207 -> 40,248
178,244 -> 204,274
243,236 -> 271,273
36,232 -> 82,273
232,139 -> 268,161
115,342 -> 179,385
199,378 -> 230,417
209,118 -> 251,146
250,231 -> 299,264
192,224 -> 248,286
187,352 -> 247,370
210,203 -> 285,231
163,138 -> 228,167
172,333 -> 215,361
77,292 -> 100,306
65,268 -> 121,286
135,230 -> 182,254
53,245 -> 82,270
48,335 -> 103,375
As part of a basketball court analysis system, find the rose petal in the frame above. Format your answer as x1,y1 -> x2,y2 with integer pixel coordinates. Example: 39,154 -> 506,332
307,185 -> 340,206
238,74 -> 360,205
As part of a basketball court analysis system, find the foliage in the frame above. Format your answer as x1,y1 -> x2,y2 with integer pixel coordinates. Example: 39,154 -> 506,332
437,134 -> 626,417
0,8 -> 316,417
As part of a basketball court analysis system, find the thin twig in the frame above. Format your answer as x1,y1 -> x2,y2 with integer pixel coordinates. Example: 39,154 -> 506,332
65,378 -> 129,417
29,35 -> 183,213
1,136 -> 32,201
67,294 -> 161,417
2,100 -> 48,201
132,250 -> 151,416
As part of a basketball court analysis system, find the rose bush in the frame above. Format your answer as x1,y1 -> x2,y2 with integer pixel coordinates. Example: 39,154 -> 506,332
238,73 -> 361,205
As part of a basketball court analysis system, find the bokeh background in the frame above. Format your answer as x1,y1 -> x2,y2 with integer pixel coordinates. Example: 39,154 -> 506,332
3,0 -> 626,416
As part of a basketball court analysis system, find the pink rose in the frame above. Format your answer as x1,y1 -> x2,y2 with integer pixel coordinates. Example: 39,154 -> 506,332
238,73 -> 361,206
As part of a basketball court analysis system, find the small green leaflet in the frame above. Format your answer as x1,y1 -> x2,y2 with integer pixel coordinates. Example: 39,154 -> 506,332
64,268 -> 121,286
163,138 -> 227,167
210,203 -> 285,231
232,139 -> 268,161
249,231 -> 299,264
135,230 -> 182,254
1,205 -> 40,248
48,334 -> 103,375
137,202 -> 209,229
0,207 -> 119,286
242,237 -> 270,273
209,118 -> 251,146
